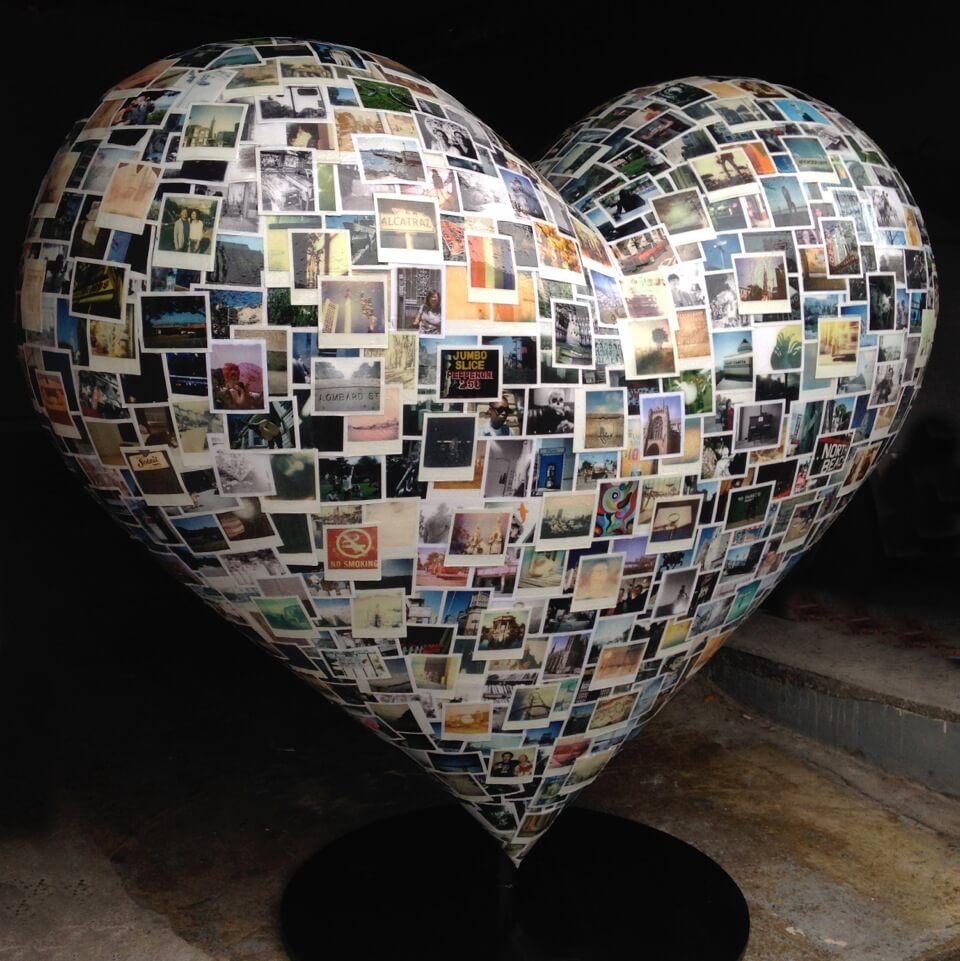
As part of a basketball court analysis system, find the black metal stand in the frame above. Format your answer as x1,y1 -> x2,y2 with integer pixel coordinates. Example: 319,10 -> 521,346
279,806 -> 750,960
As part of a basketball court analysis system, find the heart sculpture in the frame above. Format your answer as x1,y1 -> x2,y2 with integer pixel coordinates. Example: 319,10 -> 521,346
17,40 -> 938,864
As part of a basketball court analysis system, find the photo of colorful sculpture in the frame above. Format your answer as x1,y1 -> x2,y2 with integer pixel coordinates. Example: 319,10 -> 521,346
17,39 -> 938,874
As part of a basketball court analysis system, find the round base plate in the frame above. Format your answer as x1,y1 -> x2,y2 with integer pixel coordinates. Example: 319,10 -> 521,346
279,806 -> 749,961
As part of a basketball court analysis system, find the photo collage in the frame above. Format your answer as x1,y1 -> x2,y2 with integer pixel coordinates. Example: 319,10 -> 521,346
18,41 -> 938,862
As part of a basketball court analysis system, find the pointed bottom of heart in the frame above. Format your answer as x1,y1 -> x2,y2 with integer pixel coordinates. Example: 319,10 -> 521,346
280,805 -> 749,960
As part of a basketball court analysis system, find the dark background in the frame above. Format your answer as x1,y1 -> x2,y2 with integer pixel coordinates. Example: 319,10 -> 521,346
1,2 -> 956,839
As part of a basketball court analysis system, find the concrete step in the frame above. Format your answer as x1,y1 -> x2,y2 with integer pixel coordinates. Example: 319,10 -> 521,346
707,602 -> 960,797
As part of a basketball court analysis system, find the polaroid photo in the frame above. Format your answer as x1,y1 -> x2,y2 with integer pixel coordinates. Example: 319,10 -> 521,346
259,451 -> 321,513
96,161 -> 163,232
318,275 -> 390,346
589,639 -> 646,690
552,300 -> 595,369
441,702 -> 493,741
594,480 -> 641,539
534,221 -> 585,286
620,318 -> 678,379
418,413 -> 478,481
231,325 -> 290,398
408,653 -> 461,693
570,553 -> 625,612
288,229 -> 351,305
223,62 -> 282,98
153,194 -> 222,271
759,175 -> 811,228
438,345 -> 501,401
323,523 -> 381,581
252,596 -> 316,638
574,387 -> 626,453
374,195 -> 442,265
690,147 -> 759,201
351,589 -> 406,639
732,400 -> 785,453
212,447 -> 276,496
122,446 -> 194,507
650,188 -> 715,244
207,339 -> 269,413
731,252 -> 790,314
781,136 -> 837,183
867,272 -> 897,331
502,684 -> 560,730
487,747 -> 537,784
647,494 -> 703,553
343,386 -> 402,455
536,490 -> 599,550
256,148 -> 318,214
395,266 -> 444,335
816,317 -> 860,379
35,369 -> 81,438
445,509 -> 511,567
724,482 -> 775,532
312,356 -> 383,414
138,291 -> 210,353
474,607 -> 532,660
179,103 -> 247,161
820,218 -> 862,277
353,134 -> 426,185
70,259 -> 127,323
464,232 -> 519,305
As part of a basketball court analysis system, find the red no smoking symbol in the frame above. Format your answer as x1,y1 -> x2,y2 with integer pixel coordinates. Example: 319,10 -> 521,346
335,527 -> 373,558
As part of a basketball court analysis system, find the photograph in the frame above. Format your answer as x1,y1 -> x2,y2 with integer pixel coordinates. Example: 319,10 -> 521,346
318,275 -> 389,344
323,523 -> 381,581
312,357 -> 383,414
594,480 -> 641,539
396,267 -> 443,334
70,259 -> 126,322
503,684 -> 559,729
647,495 -> 703,553
208,339 -> 268,412
570,553 -> 624,612
640,393 -> 684,457
724,483 -> 775,531
97,161 -> 162,232
180,103 -> 247,160
650,188 -> 714,242
589,640 -> 646,690
466,233 -> 519,304
821,218 -> 862,277
442,702 -> 492,740
257,148 -> 318,213
418,413 -> 478,481
537,491 -> 598,550
576,388 -> 626,452
375,195 -> 442,264
439,346 -> 501,401
731,252 -> 790,314
446,510 -> 511,566
691,147 -> 758,199
139,292 -> 209,352
154,194 -> 222,271
622,317 -> 678,378
552,301 -> 594,368
353,134 -> 426,184
816,318 -> 860,379
352,589 -> 406,638
733,401 -> 785,452
475,608 -> 531,659
288,229 -> 351,303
